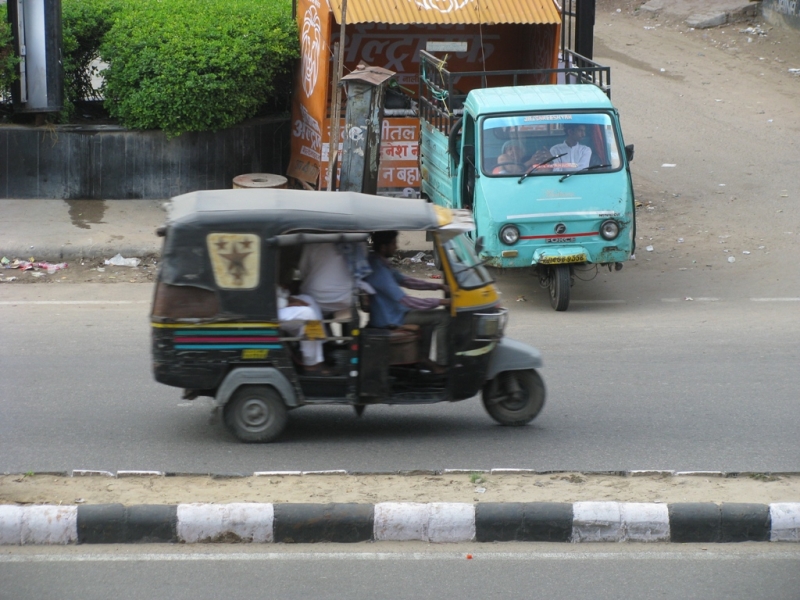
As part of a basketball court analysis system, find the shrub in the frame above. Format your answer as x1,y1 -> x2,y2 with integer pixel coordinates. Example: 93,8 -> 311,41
100,0 -> 298,137
61,0 -> 122,114
1,3 -> 20,104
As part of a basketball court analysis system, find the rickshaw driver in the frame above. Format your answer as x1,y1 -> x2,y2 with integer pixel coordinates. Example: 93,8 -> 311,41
365,231 -> 451,370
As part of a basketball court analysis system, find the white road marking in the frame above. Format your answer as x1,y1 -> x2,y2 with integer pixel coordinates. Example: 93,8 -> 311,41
661,298 -> 720,302
751,298 -> 800,302
2,551 -> 798,563
570,300 -> 626,305
0,301 -> 148,305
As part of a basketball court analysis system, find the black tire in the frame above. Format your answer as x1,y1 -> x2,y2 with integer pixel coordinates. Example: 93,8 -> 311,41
482,369 -> 546,426
549,265 -> 571,311
223,386 -> 288,443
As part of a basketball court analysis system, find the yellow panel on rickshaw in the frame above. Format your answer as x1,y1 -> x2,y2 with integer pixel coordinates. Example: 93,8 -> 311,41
206,233 -> 260,290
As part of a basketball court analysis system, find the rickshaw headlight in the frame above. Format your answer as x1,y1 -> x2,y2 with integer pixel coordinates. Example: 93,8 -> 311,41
600,219 -> 620,240
500,225 -> 520,245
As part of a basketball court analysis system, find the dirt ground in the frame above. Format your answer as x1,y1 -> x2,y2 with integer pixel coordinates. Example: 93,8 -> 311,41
2,472 -> 799,506
593,0 -> 800,291
0,253 -> 442,284
0,256 -> 160,284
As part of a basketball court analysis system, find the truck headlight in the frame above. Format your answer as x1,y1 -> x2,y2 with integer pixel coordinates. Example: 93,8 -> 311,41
600,219 -> 620,240
500,225 -> 520,245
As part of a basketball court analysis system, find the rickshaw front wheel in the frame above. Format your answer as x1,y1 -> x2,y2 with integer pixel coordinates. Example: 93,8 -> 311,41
224,385 -> 288,443
482,369 -> 546,426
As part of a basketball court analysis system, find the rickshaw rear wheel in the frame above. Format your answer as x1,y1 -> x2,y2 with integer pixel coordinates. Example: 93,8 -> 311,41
482,369 -> 546,426
224,385 -> 288,443
549,266 -> 571,311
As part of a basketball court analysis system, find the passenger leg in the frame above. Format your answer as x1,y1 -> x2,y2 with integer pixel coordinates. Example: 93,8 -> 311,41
279,305 -> 323,366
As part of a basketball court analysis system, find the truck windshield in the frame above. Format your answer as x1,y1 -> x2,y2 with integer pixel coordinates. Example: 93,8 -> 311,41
482,112 -> 621,177
443,235 -> 493,290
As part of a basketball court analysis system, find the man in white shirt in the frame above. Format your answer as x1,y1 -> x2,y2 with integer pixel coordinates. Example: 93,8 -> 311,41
298,243 -> 354,314
528,124 -> 592,172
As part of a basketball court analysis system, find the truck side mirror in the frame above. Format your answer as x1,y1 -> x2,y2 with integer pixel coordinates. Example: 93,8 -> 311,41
625,144 -> 635,163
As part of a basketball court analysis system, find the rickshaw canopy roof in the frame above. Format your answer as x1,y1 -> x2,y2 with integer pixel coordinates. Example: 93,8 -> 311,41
168,189 -> 467,236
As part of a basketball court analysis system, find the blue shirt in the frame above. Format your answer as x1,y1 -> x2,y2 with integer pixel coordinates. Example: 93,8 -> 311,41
364,254 -> 408,327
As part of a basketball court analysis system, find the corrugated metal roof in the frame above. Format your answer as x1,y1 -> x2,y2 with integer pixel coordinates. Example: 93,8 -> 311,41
327,0 -> 561,26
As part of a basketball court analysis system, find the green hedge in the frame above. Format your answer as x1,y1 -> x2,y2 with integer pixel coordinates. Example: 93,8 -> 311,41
6,0 -> 297,135
100,0 -> 298,137
62,0 -> 122,114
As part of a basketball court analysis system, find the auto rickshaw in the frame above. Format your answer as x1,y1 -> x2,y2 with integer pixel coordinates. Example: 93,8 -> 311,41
151,189 -> 545,442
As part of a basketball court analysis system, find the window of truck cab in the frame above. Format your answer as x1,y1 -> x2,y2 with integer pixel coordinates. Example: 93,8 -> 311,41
480,112 -> 622,177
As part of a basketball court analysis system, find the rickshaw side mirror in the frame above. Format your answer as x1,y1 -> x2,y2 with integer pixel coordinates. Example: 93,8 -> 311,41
475,236 -> 484,254
625,144 -> 635,163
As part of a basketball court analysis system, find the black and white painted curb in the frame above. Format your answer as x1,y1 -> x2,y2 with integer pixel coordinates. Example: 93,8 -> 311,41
1,502 -> 799,545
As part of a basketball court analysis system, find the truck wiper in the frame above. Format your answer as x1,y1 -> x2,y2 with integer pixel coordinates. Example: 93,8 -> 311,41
517,153 -> 567,184
558,164 -> 611,183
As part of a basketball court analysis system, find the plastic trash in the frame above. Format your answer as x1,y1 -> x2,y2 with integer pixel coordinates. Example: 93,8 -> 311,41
409,252 -> 426,263
105,253 -> 141,267
742,251 -> 751,255
646,245 -> 654,252
677,238 -> 684,243
728,257 -> 736,263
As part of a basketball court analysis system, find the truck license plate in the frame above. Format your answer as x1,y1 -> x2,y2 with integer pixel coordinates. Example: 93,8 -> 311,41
539,254 -> 586,265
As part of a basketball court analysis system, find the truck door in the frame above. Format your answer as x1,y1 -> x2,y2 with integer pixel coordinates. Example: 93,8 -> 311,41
459,114 -> 477,211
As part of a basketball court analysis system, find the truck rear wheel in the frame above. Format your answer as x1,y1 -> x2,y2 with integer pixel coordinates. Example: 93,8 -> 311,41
224,385 -> 288,443
482,369 -> 545,426
549,265 -> 571,311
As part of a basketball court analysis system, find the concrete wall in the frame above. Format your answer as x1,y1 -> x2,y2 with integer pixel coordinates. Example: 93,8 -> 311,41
0,116 -> 291,199
762,0 -> 800,30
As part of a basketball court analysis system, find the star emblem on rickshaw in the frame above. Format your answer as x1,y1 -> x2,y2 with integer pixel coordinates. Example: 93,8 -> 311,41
219,243 -> 252,283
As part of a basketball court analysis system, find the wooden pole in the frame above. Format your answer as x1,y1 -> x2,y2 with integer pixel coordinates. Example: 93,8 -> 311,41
326,0 -> 348,191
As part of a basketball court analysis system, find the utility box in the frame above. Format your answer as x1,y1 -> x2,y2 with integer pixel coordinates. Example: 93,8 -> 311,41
338,64 -> 394,195
7,0 -> 63,112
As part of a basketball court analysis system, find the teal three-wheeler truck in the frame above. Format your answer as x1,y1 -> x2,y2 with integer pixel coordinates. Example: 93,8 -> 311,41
419,51 -> 635,311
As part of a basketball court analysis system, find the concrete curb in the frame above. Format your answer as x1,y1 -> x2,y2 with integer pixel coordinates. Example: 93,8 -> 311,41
1,502 -> 798,545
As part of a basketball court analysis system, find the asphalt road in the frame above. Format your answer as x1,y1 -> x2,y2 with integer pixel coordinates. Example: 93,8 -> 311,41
2,543 -> 799,600
1,279 -> 798,473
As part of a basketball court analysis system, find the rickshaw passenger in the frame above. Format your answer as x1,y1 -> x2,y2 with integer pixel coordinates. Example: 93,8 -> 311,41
277,285 -> 326,373
364,231 -> 451,367
298,243 -> 373,314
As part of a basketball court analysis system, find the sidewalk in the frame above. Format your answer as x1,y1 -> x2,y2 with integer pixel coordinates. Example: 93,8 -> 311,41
0,199 -> 431,262
0,199 -> 167,262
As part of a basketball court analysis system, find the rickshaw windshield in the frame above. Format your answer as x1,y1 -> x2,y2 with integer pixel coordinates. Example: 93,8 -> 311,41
481,112 -> 622,177
443,235 -> 493,290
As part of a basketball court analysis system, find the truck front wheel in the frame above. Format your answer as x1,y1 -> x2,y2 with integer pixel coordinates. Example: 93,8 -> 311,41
549,265 -> 571,311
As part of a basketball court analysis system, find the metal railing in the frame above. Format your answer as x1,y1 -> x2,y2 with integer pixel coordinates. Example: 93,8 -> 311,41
419,49 -> 611,133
